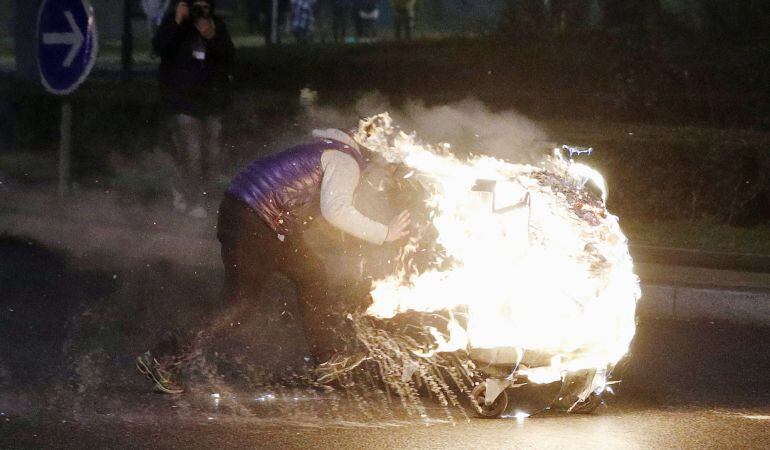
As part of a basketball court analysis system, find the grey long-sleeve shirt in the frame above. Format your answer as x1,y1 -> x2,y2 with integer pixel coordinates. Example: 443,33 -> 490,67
320,150 -> 389,245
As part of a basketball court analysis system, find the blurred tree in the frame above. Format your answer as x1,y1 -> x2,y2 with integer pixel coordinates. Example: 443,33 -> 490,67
597,0 -> 661,31
499,0 -> 603,37
499,0 -> 549,37
549,0 -> 594,32
14,0 -> 42,83
1,0 -> 13,39
725,150 -> 770,226
696,0 -> 770,41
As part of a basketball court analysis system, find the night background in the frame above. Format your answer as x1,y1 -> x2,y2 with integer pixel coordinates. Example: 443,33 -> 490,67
1,0 -> 769,448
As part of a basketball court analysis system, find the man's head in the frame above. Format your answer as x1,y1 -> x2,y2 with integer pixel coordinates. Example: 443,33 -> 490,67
351,114 -> 410,167
189,0 -> 213,20
335,127 -> 407,179
312,128 -> 405,179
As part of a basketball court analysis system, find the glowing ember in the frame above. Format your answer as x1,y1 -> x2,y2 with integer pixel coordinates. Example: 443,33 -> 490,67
356,113 -> 640,382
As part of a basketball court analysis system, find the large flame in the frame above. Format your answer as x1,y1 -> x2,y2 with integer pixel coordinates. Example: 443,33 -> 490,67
357,114 -> 640,383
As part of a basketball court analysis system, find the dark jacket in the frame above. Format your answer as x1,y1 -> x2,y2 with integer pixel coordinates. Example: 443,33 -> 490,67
225,139 -> 367,236
152,10 -> 235,117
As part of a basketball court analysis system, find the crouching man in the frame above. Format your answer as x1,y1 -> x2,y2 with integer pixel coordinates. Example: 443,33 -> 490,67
137,128 -> 410,393
218,127 -> 410,361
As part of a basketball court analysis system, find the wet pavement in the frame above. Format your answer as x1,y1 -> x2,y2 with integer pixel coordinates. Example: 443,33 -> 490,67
1,318 -> 769,449
1,396 -> 769,448
1,405 -> 769,449
1,201 -> 770,448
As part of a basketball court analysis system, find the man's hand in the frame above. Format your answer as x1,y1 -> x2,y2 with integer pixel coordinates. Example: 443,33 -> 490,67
175,2 -> 189,24
384,210 -> 411,242
195,17 -> 217,39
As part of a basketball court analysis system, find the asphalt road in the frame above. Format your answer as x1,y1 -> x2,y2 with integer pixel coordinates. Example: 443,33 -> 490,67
1,233 -> 769,449
1,405 -> 769,449
1,318 -> 769,449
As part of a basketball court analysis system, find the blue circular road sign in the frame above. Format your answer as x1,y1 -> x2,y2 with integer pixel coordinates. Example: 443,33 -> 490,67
37,0 -> 99,95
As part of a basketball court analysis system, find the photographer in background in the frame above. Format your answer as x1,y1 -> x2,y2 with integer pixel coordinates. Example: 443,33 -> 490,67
153,0 -> 234,219
391,0 -> 417,41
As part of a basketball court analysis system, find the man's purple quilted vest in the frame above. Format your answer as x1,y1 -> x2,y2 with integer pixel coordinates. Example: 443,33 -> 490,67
225,139 -> 366,235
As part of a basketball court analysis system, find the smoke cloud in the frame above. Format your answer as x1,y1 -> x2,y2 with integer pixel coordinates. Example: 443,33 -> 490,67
0,93 -> 554,420
304,93 -> 551,163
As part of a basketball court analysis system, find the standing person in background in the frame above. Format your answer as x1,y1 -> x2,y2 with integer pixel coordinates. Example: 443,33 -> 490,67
259,0 -> 290,44
353,0 -> 379,41
391,0 -> 416,40
141,0 -> 172,38
247,0 -> 261,33
331,0 -> 352,42
290,0 -> 318,42
153,0 -> 235,219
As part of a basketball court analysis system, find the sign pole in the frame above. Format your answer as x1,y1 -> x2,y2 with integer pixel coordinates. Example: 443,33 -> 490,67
121,0 -> 133,82
271,0 -> 278,44
58,100 -> 72,196
14,0 -> 43,82
37,0 -> 97,197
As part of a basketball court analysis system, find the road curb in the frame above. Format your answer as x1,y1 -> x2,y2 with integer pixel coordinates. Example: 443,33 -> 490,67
630,245 -> 770,273
639,284 -> 770,326
3,208 -> 770,327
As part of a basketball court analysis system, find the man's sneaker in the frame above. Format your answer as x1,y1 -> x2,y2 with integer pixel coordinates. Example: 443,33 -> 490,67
135,351 -> 184,394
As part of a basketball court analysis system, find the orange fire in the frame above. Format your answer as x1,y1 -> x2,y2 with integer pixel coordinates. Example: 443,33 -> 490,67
356,114 -> 640,383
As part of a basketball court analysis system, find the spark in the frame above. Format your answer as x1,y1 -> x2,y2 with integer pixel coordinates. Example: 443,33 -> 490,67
255,394 -> 276,402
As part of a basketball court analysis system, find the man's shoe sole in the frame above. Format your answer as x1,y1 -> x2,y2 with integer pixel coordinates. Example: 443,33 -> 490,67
135,355 -> 185,395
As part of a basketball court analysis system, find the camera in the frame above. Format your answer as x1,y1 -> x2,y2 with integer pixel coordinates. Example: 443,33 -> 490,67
189,3 -> 208,21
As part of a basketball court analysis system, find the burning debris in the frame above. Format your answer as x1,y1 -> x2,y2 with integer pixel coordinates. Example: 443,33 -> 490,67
317,113 -> 640,418
317,316 -> 474,421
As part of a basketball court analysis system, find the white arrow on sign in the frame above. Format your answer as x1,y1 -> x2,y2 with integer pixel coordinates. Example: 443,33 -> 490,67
42,11 -> 84,68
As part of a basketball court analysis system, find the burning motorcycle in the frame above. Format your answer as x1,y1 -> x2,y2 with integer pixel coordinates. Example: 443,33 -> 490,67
316,115 -> 640,419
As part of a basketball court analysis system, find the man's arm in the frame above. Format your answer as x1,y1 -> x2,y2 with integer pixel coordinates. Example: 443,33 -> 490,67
320,151 -> 389,245
206,19 -> 235,63
152,14 -> 186,57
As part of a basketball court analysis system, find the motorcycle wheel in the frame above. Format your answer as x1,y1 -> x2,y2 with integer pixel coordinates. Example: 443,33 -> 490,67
471,383 -> 508,418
